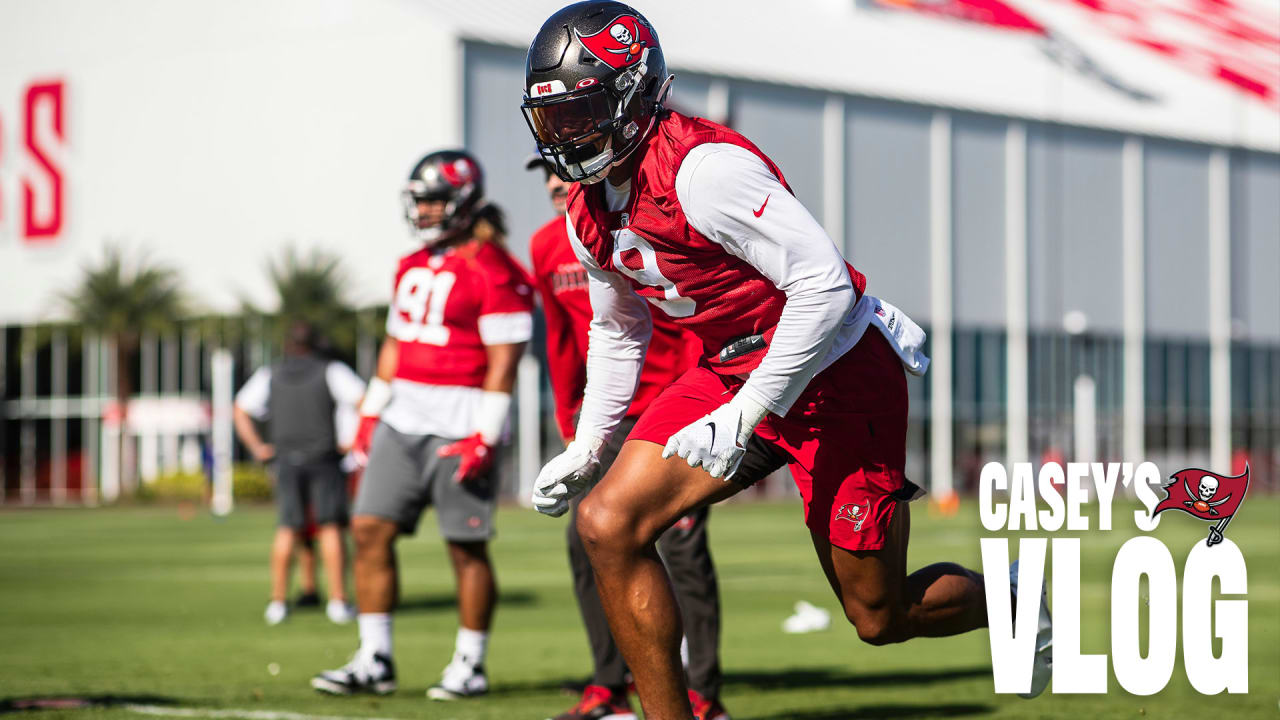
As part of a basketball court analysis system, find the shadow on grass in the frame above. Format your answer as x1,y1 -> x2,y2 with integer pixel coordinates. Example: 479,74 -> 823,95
723,665 -> 992,691
0,695 -> 179,714
772,703 -> 992,719
397,589 -> 536,613
479,665 -> 993,700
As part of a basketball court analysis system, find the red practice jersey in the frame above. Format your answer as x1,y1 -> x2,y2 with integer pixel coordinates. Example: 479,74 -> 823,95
566,111 -> 866,377
530,214 -> 698,439
386,239 -> 534,388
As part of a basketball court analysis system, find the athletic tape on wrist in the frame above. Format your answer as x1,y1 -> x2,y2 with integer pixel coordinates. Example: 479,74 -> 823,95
730,393 -> 770,446
475,391 -> 512,446
359,377 -> 393,417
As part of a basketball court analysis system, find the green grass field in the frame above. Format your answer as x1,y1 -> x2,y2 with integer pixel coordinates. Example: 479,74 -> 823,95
1,497 -> 1276,719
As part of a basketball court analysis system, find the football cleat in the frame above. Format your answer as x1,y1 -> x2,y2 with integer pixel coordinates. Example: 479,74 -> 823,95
427,657 -> 488,700
310,651 -> 397,696
263,600 -> 288,626
688,689 -> 731,720
1009,560 -> 1053,699
547,684 -> 636,720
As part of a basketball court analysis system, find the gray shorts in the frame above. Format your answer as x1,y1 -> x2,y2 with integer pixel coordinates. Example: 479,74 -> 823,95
353,422 -> 496,541
275,458 -> 349,529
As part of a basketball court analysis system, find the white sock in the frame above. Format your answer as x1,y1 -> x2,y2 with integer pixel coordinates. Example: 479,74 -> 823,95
454,626 -> 488,667
357,613 -> 393,658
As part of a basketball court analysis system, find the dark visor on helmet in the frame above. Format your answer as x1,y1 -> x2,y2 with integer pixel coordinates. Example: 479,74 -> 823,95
522,87 -> 613,144
521,86 -> 620,180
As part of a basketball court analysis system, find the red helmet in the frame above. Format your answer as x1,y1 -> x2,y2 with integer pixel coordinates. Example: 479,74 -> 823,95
521,2 -> 673,184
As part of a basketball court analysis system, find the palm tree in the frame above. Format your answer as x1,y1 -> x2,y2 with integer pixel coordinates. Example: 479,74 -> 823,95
249,245 -> 360,358
62,244 -> 186,495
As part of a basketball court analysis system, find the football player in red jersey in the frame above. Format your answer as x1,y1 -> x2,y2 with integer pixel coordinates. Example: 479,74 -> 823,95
522,3 -> 1052,719
528,154 -> 783,720
312,150 -> 534,701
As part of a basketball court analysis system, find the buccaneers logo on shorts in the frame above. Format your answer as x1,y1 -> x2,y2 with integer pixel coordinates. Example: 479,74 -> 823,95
576,15 -> 655,69
834,501 -> 870,532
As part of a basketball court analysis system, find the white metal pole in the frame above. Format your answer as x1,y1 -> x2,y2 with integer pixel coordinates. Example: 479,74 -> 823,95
516,354 -> 541,507
101,337 -> 121,503
210,348 -> 235,516
1005,121 -> 1029,466
20,328 -> 36,505
51,329 -> 68,505
706,79 -> 730,125
141,332 -> 157,394
139,429 -> 159,485
1121,137 -> 1145,465
162,333 -> 180,473
822,94 -> 846,250
929,111 -> 955,500
183,327 -> 201,395
1208,148 -> 1231,472
83,333 -> 100,505
1073,374 -> 1098,464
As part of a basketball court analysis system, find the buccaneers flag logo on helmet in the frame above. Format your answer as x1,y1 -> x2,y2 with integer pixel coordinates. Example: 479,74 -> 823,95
1153,465 -> 1250,546
575,15 -> 655,69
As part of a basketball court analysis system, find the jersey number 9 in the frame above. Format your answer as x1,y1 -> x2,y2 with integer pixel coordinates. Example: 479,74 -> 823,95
611,229 -> 695,318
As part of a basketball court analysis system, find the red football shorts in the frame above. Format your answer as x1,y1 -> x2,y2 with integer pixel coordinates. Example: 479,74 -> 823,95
629,329 -> 913,552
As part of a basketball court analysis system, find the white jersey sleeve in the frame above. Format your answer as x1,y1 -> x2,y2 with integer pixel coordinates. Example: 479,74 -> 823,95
234,367 -> 272,420
566,212 -> 652,444
675,143 -> 857,416
325,361 -> 367,408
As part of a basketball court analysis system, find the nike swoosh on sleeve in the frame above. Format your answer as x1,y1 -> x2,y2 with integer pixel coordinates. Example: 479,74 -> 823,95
752,195 -> 770,217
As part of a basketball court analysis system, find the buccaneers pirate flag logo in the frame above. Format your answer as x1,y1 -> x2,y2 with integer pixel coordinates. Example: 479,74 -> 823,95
1153,465 -> 1250,546
576,15 -> 656,69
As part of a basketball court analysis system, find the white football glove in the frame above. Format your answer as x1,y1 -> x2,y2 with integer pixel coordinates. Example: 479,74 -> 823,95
531,436 -> 605,517
662,395 -> 769,480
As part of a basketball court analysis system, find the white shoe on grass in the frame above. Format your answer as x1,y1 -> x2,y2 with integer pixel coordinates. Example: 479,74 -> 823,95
311,650 -> 397,695
326,599 -> 356,624
1010,560 -> 1053,698
427,656 -> 488,700
264,600 -> 288,626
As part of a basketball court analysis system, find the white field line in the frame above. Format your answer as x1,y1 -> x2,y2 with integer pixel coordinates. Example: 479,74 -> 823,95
122,704 -> 413,720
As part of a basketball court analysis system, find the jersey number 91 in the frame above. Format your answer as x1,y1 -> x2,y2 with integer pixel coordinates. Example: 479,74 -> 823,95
389,267 -> 457,346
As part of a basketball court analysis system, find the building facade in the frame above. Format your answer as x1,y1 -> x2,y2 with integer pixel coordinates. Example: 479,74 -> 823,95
1,0 -> 1277,502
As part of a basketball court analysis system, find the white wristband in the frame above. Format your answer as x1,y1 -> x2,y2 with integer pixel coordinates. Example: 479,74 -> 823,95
475,391 -> 512,446
571,422 -> 610,457
359,377 -> 393,417
729,392 -> 770,446
575,433 -> 606,458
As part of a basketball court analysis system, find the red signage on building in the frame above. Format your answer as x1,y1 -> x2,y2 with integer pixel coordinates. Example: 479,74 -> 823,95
1,79 -> 66,243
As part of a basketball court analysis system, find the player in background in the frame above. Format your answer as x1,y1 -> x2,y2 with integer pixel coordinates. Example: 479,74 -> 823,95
522,3 -> 1052,719
234,321 -> 363,627
311,150 -> 533,701
528,154 -> 781,720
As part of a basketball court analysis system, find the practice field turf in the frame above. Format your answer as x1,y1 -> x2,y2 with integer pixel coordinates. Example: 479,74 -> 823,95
1,497 -> 1276,719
